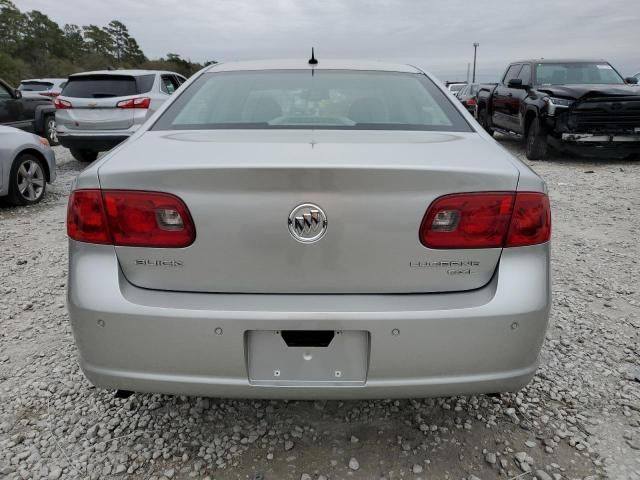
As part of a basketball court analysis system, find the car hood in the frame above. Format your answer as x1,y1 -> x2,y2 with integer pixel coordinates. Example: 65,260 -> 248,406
536,84 -> 640,100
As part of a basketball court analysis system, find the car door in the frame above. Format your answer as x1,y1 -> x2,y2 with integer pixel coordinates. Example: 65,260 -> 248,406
492,64 -> 522,129
510,63 -> 532,133
0,82 -> 25,127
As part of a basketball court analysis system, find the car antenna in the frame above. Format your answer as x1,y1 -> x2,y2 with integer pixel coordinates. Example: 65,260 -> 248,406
308,48 -> 318,66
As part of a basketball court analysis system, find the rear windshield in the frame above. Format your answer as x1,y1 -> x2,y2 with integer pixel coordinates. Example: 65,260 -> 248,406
153,70 -> 471,132
62,74 -> 154,98
535,63 -> 625,85
19,81 -> 53,91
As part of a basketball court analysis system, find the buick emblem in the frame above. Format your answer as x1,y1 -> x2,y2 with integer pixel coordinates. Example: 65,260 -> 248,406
288,203 -> 327,243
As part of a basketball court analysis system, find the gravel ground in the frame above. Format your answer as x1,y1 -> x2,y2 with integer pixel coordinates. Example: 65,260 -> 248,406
0,140 -> 639,480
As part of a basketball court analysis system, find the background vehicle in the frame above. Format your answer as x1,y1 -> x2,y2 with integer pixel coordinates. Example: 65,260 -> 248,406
447,82 -> 466,95
634,72 -> 640,82
18,78 -> 67,98
477,59 -> 640,160
55,70 -> 186,162
67,59 -> 551,399
455,83 -> 481,114
0,79 -> 58,145
0,126 -> 56,205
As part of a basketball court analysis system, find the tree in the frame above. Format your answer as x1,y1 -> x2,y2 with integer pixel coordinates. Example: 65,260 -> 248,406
82,24 -> 113,59
0,3 -> 209,85
122,36 -> 146,65
0,0 -> 25,56
63,24 -> 87,59
104,20 -> 128,63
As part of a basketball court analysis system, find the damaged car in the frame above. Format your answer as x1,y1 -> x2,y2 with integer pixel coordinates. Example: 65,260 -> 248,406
477,59 -> 640,159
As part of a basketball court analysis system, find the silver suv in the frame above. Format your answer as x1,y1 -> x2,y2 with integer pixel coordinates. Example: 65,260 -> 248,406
55,70 -> 185,162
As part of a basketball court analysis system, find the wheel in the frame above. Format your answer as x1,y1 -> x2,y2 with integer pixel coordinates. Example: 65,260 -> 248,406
70,149 -> 99,163
6,153 -> 47,206
478,107 -> 494,136
43,115 -> 59,146
525,116 -> 548,160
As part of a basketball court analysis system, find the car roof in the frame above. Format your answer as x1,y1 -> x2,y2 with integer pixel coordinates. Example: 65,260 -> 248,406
205,59 -> 422,74
68,70 -> 180,78
21,78 -> 67,83
511,59 -> 610,65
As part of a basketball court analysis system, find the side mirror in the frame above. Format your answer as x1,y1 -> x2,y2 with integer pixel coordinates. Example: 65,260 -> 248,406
625,76 -> 638,84
507,78 -> 525,89
14,89 -> 22,99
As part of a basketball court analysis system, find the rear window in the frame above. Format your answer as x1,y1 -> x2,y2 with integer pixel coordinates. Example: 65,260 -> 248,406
19,81 -> 53,91
62,74 -> 155,98
153,70 -> 471,132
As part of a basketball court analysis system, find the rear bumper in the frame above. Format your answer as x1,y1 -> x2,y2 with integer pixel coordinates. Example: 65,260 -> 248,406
57,132 -> 130,152
67,242 -> 551,399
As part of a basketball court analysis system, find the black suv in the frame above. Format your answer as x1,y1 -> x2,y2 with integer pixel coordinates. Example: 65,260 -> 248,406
0,79 -> 58,145
477,59 -> 640,159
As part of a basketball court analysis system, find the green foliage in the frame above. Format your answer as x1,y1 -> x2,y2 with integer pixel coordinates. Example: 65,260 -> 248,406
0,0 -> 209,86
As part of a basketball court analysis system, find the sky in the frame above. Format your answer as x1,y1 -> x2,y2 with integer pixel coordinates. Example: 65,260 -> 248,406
14,0 -> 640,82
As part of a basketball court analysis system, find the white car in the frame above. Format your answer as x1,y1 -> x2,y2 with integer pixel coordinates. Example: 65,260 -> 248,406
18,78 -> 68,98
0,126 -> 56,205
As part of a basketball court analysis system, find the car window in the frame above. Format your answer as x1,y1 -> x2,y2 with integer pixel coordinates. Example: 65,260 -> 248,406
137,74 -> 155,93
535,62 -> 625,85
19,81 -> 53,91
176,75 -> 187,85
161,75 -> 180,94
503,65 -> 523,84
517,65 -> 532,85
153,70 -> 472,132
470,85 -> 479,95
0,84 -> 12,98
62,75 -> 138,98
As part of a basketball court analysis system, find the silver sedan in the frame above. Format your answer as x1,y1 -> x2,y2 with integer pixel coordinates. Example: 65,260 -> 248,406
67,59 -> 551,399
0,126 -> 56,205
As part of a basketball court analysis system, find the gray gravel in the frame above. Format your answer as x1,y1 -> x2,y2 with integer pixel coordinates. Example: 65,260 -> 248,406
0,141 -> 639,479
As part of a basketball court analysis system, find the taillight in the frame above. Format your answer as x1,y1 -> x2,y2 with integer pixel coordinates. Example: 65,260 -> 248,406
420,192 -> 550,249
54,98 -> 72,109
67,190 -> 195,248
505,192 -> 551,247
466,98 -> 478,106
67,190 -> 110,244
116,97 -> 151,109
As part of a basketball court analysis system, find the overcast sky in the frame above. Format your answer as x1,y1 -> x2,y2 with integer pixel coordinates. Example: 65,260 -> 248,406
15,0 -> 640,82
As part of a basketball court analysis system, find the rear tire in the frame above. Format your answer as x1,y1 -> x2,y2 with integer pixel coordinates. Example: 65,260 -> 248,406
43,115 -> 59,146
6,153 -> 47,206
478,107 -> 494,136
525,117 -> 548,160
70,149 -> 98,163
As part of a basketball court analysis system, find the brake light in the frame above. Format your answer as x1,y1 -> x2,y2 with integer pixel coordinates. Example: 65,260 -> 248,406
67,190 -> 110,244
54,98 -> 72,109
116,97 -> 151,109
466,98 -> 477,106
420,192 -> 550,249
505,192 -> 551,247
67,190 -> 195,248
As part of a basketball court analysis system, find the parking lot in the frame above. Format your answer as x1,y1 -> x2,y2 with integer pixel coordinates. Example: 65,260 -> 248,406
0,139 -> 639,480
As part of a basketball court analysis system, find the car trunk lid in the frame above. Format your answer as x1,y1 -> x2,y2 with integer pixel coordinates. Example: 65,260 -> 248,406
97,130 -> 520,294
